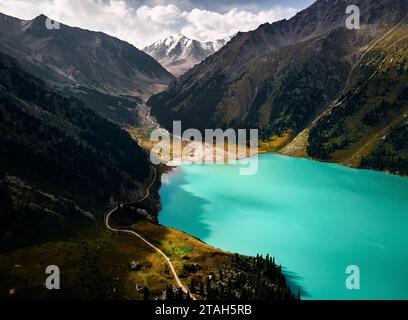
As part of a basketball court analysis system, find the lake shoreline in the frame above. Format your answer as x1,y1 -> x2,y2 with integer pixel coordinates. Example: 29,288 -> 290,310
158,153 -> 408,299
160,149 -> 408,180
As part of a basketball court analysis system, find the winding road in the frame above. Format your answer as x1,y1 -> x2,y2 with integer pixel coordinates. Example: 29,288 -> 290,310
104,168 -> 195,299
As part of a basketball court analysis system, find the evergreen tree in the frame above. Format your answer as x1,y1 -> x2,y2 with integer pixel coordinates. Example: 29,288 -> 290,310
240,287 -> 249,300
176,287 -> 184,300
166,286 -> 174,300
205,277 -> 212,294
199,281 -> 205,296
143,287 -> 150,300
189,278 -> 197,293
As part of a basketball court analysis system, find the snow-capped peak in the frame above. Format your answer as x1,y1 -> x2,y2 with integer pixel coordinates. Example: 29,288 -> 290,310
143,34 -> 233,77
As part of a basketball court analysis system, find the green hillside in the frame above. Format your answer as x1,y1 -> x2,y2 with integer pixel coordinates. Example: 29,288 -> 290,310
308,25 -> 408,176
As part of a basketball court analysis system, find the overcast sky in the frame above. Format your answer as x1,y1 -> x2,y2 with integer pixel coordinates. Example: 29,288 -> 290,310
0,0 -> 314,48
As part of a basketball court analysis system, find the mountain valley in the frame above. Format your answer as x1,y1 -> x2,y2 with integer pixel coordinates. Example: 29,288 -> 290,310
148,0 -> 408,176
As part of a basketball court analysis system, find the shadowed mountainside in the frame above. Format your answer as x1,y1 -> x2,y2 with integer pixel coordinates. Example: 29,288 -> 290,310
0,12 -> 175,125
0,51 -> 151,252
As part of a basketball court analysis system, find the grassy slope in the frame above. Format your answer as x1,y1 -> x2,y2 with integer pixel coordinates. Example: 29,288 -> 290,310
0,222 -> 227,300
0,215 -> 294,301
307,25 -> 408,176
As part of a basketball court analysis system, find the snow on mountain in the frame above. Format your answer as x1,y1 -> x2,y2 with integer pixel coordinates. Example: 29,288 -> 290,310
143,33 -> 232,77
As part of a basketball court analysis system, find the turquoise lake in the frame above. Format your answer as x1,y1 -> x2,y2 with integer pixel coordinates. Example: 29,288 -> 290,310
158,154 -> 408,300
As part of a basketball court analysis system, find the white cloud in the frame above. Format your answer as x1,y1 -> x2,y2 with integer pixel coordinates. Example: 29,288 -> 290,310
0,0 -> 297,48
182,7 -> 297,42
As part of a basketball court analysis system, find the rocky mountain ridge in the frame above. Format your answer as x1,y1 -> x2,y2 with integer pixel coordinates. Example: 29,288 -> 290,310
143,33 -> 232,77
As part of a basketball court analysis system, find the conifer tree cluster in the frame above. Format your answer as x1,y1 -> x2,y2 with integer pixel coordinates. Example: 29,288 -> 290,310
164,286 -> 192,300
186,253 -> 296,300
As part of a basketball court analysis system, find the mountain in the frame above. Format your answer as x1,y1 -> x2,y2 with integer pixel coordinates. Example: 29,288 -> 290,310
143,34 -> 232,77
0,12 -> 175,125
307,22 -> 408,176
0,51 -> 294,300
0,51 -> 151,252
148,0 -> 408,175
